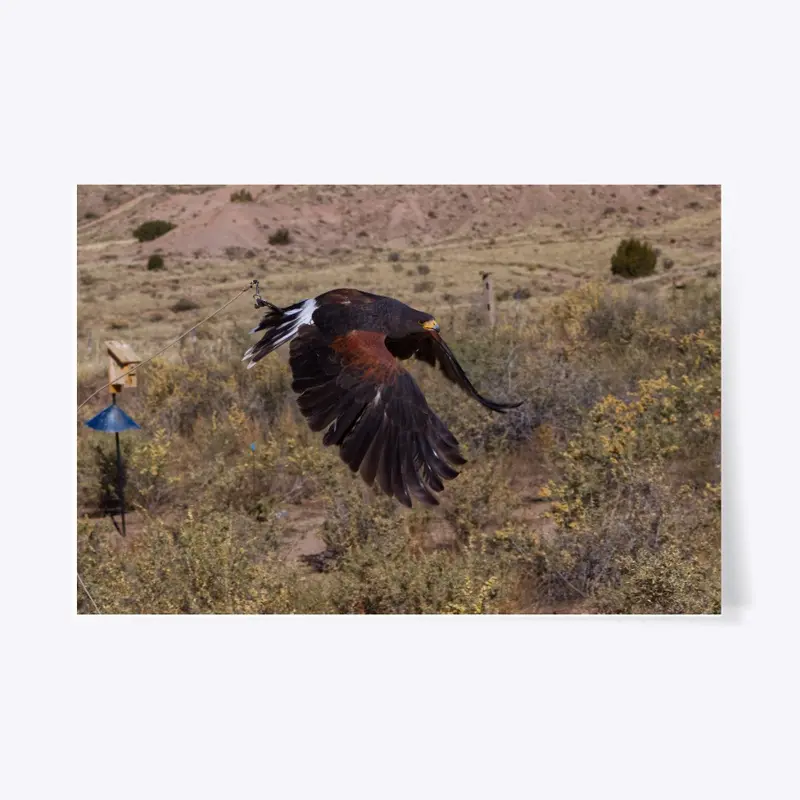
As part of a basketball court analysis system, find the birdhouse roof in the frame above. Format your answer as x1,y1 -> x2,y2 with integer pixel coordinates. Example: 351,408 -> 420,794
106,340 -> 141,366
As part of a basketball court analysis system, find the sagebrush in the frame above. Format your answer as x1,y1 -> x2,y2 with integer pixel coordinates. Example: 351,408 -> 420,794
133,220 -> 176,243
77,281 -> 720,614
611,238 -> 658,279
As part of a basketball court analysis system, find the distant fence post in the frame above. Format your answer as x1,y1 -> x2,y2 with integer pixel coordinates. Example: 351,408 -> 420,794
482,272 -> 496,328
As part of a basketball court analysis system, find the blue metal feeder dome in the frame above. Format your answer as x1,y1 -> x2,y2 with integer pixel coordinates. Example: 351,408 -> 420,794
84,404 -> 141,433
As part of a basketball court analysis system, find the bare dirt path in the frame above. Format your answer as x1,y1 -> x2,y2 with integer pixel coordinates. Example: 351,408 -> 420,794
78,191 -> 158,236
79,239 -> 137,251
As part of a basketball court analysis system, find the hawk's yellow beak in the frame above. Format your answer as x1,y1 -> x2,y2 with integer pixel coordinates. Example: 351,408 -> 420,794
421,319 -> 440,332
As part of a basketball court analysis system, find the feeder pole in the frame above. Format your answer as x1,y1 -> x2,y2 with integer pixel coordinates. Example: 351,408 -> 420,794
112,394 -> 126,537
86,340 -> 141,539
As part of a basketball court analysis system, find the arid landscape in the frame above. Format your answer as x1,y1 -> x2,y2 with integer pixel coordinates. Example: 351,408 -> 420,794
77,184 -> 721,614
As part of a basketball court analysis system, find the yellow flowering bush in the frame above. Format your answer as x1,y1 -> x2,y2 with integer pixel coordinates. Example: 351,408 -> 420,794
77,279 -> 720,614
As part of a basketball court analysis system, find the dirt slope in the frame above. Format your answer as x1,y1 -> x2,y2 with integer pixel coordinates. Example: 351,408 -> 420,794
78,184 -> 720,261
76,184 -> 721,363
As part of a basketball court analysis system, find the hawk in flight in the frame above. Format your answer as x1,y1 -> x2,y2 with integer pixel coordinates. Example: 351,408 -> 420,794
243,288 -> 521,506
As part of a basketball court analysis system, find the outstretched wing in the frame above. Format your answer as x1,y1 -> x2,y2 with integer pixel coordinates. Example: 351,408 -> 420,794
385,331 -> 522,412
289,326 -> 466,507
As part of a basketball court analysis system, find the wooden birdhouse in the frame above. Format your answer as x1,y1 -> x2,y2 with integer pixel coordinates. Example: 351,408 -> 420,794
106,340 -> 142,394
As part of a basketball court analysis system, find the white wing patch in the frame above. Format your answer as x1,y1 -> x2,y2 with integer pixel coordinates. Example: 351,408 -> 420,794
244,298 -> 317,368
295,298 -> 317,328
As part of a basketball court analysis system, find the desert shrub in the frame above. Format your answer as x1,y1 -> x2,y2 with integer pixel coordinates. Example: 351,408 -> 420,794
79,422 -> 176,515
269,227 -> 291,245
193,437 -> 284,516
444,456 -> 518,542
78,511 -> 306,614
528,320 -> 720,606
224,246 -> 257,260
234,356 -> 295,427
417,264 -> 431,275
77,519 -> 132,613
324,536 -> 508,614
147,254 -> 165,271
82,439 -> 129,516
230,189 -> 254,202
538,468 -> 671,599
582,287 -> 651,345
545,283 -> 719,396
77,435 -> 100,512
610,238 -> 657,279
84,211 -> 99,220
170,297 -> 200,313
592,532 -> 721,614
318,485 -> 513,613
320,484 -> 405,556
488,349 -> 604,448
76,275 -> 720,615
140,359 -> 237,435
414,280 -> 435,293
388,251 -> 400,262
127,427 -> 177,511
544,364 -> 720,530
133,220 -> 176,242
509,472 -> 720,612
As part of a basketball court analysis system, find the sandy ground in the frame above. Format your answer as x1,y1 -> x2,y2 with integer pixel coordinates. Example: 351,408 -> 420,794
77,184 -> 720,361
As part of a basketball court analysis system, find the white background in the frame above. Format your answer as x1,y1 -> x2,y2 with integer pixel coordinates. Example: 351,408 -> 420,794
1,0 -> 798,798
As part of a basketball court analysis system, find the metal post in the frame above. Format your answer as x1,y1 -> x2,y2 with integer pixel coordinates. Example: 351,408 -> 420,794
112,395 -> 126,536
482,272 -> 496,328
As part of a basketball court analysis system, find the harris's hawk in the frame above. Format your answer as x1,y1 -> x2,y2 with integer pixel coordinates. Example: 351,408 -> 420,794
243,288 -> 521,507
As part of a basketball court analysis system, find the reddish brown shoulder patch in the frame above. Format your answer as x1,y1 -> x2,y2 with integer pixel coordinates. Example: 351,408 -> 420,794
331,331 -> 399,382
